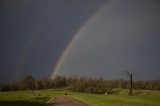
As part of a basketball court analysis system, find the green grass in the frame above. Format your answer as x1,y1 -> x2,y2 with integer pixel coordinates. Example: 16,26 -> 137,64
68,89 -> 160,106
0,89 -> 160,106
0,89 -> 65,106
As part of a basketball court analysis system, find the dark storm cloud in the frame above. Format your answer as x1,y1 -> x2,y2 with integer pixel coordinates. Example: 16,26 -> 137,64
1,0 -> 160,82
57,0 -> 160,80
0,0 -> 106,83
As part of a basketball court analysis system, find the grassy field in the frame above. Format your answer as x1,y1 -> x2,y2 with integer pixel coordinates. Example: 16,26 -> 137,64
69,89 -> 160,106
0,89 -> 65,106
0,89 -> 160,106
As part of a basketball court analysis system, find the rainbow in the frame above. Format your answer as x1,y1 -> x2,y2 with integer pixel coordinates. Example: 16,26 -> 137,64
15,2 -> 55,77
16,1 -> 109,79
51,2 -> 108,78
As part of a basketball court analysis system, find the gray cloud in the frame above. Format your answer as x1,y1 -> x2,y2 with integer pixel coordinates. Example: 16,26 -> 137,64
57,0 -> 160,80
0,0 -> 107,83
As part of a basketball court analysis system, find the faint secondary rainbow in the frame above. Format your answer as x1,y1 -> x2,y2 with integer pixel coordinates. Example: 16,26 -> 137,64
51,2 -> 108,78
15,2 -> 56,78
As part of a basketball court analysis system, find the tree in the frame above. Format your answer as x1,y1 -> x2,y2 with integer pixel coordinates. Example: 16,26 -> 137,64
1,84 -> 10,91
123,70 -> 139,95
21,75 -> 35,90
0,83 -> 1,91
54,76 -> 67,88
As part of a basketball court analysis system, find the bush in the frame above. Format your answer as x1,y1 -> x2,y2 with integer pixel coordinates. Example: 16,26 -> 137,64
71,78 -> 113,94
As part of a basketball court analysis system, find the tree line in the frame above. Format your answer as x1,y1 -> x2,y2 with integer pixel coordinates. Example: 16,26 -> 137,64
0,75 -> 160,94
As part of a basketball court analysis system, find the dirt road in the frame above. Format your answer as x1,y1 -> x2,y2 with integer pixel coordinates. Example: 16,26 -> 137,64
49,96 -> 90,106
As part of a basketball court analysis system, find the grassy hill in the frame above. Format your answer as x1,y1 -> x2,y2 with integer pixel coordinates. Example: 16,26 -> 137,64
0,89 -> 159,106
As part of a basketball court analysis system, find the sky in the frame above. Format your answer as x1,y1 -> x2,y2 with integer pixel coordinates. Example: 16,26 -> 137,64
0,0 -> 160,83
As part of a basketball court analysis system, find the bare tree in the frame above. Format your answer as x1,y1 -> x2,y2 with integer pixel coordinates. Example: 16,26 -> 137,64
21,75 -> 35,91
123,70 -> 139,95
